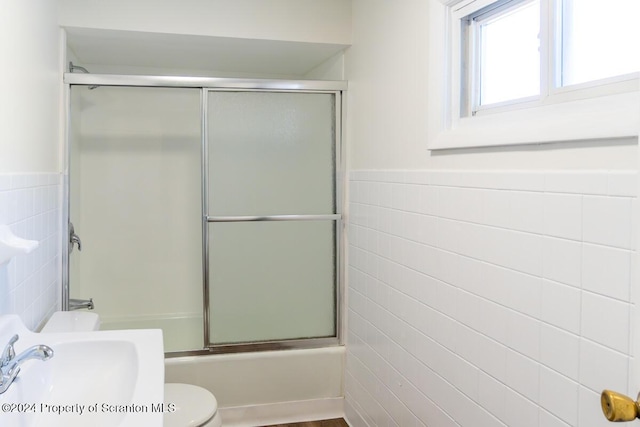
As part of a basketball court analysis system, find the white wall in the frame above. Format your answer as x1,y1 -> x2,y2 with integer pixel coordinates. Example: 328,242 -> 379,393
345,0 -> 637,170
345,1 -> 639,426
346,170 -> 636,427
58,0 -> 352,46
0,175 -> 62,330
305,52 -> 346,80
0,1 -> 63,328
0,1 -> 62,173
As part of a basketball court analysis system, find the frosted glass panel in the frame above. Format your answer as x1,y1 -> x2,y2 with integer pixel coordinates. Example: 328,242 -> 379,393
208,221 -> 336,344
68,86 -> 203,353
207,91 -> 336,216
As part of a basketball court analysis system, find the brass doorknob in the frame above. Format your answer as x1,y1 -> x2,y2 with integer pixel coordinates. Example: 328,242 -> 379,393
601,390 -> 640,422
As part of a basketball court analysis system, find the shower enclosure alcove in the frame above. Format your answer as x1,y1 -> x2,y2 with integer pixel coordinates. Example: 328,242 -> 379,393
64,74 -> 345,354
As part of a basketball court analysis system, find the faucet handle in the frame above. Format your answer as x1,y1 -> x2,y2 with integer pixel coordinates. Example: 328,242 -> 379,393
1,335 -> 18,366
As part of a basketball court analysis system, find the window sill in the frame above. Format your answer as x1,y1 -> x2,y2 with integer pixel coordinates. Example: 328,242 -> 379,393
429,91 -> 639,151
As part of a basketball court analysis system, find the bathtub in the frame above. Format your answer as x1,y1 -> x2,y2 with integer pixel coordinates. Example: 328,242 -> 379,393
100,314 -> 345,426
165,347 -> 346,427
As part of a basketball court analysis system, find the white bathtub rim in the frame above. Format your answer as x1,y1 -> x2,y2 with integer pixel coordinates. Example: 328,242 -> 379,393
98,312 -> 202,324
165,346 -> 345,411
165,345 -> 345,364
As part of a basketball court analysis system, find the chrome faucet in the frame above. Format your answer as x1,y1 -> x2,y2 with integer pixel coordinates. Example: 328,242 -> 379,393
0,334 -> 54,394
69,298 -> 94,311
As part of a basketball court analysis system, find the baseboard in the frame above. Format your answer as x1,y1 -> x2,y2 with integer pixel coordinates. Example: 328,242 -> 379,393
344,398 -> 367,427
219,397 -> 344,427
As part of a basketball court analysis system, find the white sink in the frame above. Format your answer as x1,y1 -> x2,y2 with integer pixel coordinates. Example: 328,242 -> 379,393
0,315 -> 164,427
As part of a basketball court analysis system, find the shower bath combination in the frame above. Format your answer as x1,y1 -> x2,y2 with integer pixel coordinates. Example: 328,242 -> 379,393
62,71 -> 347,356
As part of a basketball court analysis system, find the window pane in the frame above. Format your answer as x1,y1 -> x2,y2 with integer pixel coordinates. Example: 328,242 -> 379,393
478,1 -> 540,106
560,0 -> 640,86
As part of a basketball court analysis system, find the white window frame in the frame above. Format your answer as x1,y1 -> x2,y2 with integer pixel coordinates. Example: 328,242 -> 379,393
463,0 -> 543,115
427,0 -> 640,150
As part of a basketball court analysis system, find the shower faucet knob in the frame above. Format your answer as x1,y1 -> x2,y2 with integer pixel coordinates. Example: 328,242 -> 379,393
69,222 -> 82,252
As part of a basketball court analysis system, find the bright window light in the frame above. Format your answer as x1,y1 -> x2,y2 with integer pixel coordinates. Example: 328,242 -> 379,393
477,1 -> 540,106
560,0 -> 640,86
461,0 -> 639,117
440,0 -> 640,149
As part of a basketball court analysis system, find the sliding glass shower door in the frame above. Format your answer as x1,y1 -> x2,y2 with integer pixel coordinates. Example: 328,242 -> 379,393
67,86 -> 204,353
205,90 -> 341,346
65,76 -> 344,354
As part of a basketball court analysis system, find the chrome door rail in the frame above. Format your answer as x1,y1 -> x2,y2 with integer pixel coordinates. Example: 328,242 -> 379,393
167,336 -> 340,358
201,89 -> 210,354
206,214 -> 340,222
64,73 -> 347,91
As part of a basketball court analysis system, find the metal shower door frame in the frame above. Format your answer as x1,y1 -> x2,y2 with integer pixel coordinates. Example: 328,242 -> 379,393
63,73 -> 347,356
201,87 -> 345,353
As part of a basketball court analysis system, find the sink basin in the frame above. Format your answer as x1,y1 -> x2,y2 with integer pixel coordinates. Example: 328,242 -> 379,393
0,315 -> 164,427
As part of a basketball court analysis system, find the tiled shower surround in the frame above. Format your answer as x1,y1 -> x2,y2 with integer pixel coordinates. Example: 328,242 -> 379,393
345,170 -> 636,427
0,174 -> 61,330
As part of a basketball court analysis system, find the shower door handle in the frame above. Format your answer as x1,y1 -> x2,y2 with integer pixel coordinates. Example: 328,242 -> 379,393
69,222 -> 82,252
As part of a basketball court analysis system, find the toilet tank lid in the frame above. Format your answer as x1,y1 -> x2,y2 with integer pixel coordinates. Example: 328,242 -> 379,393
40,311 -> 101,333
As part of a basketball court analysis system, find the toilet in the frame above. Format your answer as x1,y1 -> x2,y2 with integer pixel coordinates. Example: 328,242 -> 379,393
41,311 -> 222,427
164,383 -> 222,427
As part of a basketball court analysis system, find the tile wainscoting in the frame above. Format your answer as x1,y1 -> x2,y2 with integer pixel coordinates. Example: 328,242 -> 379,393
345,170 -> 636,427
0,173 -> 61,330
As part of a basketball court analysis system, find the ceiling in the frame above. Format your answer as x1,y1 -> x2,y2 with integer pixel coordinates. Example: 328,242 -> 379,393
65,27 -> 348,77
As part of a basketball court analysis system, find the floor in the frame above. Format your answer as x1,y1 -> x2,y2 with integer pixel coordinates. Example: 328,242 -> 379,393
264,419 -> 349,427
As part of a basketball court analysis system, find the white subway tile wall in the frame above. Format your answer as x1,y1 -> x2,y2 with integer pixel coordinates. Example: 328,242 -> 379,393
0,174 -> 61,330
345,170 -> 636,427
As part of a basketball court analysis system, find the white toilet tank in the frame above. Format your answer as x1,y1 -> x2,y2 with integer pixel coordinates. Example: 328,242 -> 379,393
40,311 -> 100,333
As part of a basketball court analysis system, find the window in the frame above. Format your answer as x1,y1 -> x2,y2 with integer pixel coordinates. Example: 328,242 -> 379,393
558,0 -> 640,87
467,0 -> 541,109
461,0 -> 639,115
427,0 -> 640,149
